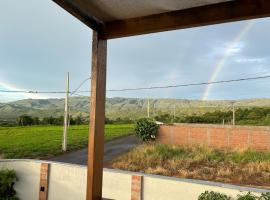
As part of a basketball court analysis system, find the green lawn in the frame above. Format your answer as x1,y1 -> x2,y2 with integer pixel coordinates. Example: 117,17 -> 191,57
0,124 -> 134,159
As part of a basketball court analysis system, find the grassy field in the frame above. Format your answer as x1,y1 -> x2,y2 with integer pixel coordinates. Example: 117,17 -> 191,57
0,124 -> 134,159
112,144 -> 270,189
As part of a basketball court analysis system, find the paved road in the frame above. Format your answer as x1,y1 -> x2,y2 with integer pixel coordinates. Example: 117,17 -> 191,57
49,135 -> 139,166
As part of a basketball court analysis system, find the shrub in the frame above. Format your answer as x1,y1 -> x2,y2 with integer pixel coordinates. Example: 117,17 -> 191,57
259,193 -> 270,200
237,192 -> 258,200
237,192 -> 270,200
198,191 -> 270,200
198,191 -> 232,200
134,118 -> 159,141
0,170 -> 19,200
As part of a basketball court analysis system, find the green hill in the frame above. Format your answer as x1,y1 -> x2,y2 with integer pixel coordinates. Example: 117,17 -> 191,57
1,97 -> 270,123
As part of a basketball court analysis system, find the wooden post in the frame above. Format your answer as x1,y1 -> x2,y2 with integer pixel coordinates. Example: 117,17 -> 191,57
86,31 -> 107,200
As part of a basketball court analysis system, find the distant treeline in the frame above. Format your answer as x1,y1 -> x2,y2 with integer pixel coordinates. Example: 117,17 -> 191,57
1,107 -> 269,126
16,115 -> 86,126
7,115 -> 134,126
155,107 -> 270,126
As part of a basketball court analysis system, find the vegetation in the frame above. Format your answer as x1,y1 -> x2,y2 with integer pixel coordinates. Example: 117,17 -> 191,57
155,107 -> 270,126
15,115 -> 134,126
0,124 -> 134,159
12,106 -> 270,127
105,117 -> 134,125
198,191 -> 232,200
198,191 -> 270,200
1,97 -> 270,126
0,170 -> 19,200
237,193 -> 258,200
134,118 -> 159,141
16,115 -> 87,126
112,144 -> 270,188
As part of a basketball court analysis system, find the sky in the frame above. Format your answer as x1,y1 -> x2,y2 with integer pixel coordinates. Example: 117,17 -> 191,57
0,0 -> 270,102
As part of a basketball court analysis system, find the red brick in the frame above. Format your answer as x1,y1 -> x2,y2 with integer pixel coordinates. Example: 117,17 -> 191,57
229,129 -> 249,149
157,124 -> 270,151
157,126 -> 171,144
189,127 -> 208,146
210,128 -> 228,148
131,175 -> 142,200
250,131 -> 270,151
172,126 -> 189,145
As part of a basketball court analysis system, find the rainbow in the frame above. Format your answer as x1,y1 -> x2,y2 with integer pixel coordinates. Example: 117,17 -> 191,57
202,20 -> 255,100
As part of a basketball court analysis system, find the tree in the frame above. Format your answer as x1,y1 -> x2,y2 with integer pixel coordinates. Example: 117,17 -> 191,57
74,115 -> 83,125
17,115 -> 34,126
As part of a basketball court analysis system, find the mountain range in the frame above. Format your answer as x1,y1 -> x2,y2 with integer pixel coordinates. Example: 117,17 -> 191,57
1,97 -> 270,122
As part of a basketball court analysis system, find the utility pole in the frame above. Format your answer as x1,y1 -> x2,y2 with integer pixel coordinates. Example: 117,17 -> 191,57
173,104 -> 176,121
62,72 -> 69,152
153,103 -> 156,117
232,103 -> 235,125
68,107 -> 71,128
147,99 -> 150,118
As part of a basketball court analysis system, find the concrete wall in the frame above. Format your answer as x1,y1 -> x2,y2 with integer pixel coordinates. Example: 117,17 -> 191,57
0,160 -> 40,200
157,123 -> 270,151
0,159 -> 269,200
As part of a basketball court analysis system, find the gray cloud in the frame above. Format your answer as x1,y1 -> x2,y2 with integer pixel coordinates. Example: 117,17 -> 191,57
0,1 -> 270,102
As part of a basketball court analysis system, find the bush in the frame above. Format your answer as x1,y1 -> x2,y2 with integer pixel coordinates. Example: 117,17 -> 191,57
198,191 -> 232,200
237,192 -> 258,200
260,193 -> 270,200
198,191 -> 270,200
0,170 -> 19,200
134,118 -> 159,141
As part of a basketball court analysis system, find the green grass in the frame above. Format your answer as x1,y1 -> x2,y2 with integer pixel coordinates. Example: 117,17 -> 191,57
0,124 -> 134,159
151,144 -> 270,163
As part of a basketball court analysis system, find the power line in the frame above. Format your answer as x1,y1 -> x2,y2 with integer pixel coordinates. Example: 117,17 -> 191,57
0,76 -> 92,95
77,74 -> 270,93
1,74 -> 270,94
70,77 -> 91,96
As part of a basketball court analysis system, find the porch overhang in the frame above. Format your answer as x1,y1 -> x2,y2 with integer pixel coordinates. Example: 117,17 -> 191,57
52,0 -> 270,39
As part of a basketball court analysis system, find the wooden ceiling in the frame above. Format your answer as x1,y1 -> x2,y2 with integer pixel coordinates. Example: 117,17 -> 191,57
52,0 -> 270,39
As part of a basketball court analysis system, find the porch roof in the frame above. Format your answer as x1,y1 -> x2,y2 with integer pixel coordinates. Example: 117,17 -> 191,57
52,0 -> 270,39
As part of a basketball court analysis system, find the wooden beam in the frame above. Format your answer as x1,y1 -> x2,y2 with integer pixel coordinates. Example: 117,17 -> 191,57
52,0 -> 104,32
39,163 -> 49,200
86,31 -> 107,200
103,0 -> 270,39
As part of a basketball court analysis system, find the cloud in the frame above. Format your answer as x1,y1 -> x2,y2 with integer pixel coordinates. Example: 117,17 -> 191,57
226,42 -> 244,55
1,1 -> 270,101
235,57 -> 267,63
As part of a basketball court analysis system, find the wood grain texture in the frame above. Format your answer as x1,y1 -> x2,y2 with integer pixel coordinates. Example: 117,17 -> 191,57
52,0 -> 270,39
39,163 -> 49,200
86,31 -> 107,200
103,0 -> 270,39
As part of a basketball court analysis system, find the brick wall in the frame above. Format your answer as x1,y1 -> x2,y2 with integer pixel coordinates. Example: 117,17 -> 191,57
157,123 -> 270,151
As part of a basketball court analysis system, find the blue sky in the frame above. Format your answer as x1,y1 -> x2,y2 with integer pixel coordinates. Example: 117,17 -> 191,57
0,0 -> 270,102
